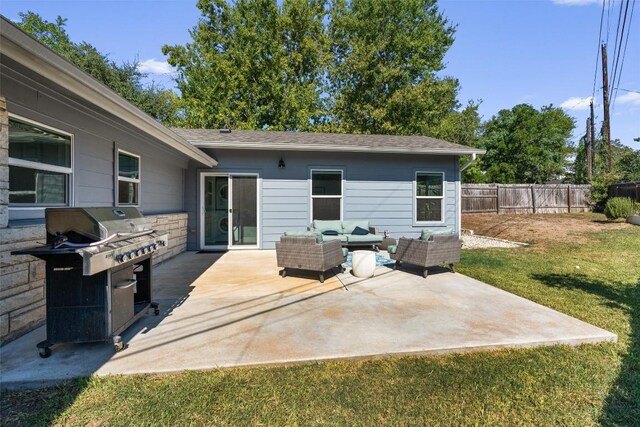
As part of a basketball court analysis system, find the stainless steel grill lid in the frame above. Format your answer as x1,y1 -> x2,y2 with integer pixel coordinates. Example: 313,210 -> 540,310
46,207 -> 152,243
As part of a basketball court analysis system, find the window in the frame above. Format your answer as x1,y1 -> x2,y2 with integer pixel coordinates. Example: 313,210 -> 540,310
117,150 -> 140,205
8,117 -> 72,205
311,170 -> 342,221
415,172 -> 444,223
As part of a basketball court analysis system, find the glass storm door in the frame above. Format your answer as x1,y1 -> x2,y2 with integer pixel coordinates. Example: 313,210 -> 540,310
202,174 -> 258,249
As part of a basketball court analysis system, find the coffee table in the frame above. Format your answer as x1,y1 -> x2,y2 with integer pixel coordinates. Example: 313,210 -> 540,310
351,250 -> 376,278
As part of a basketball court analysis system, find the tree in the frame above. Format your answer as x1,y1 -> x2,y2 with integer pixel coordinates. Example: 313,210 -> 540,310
327,0 -> 459,136
614,145 -> 640,182
477,104 -> 575,183
163,0 -> 329,130
163,0 -> 478,141
16,12 -> 179,124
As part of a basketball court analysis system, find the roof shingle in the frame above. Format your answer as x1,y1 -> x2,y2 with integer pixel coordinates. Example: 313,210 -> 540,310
173,129 -> 485,156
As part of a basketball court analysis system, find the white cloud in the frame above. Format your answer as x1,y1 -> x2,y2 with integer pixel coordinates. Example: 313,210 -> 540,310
616,91 -> 640,106
560,96 -> 594,110
551,0 -> 600,5
137,59 -> 174,75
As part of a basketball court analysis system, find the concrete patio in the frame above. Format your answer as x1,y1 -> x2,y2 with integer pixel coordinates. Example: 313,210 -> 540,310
0,250 -> 617,391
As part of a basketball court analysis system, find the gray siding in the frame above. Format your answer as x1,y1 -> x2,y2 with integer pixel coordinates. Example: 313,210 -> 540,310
2,60 -> 189,222
186,149 -> 460,250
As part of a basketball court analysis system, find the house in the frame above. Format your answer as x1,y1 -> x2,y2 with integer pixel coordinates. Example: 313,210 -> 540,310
0,16 -> 484,343
0,16 -> 216,342
174,129 -> 483,250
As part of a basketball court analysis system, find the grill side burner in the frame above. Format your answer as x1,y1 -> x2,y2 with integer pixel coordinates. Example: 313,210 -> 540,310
12,207 -> 168,357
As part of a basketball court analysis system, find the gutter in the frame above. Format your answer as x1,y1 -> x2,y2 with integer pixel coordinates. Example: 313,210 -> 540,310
0,16 -> 217,167
192,141 -> 486,157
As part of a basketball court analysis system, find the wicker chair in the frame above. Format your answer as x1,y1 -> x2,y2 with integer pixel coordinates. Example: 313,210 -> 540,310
275,236 -> 346,283
390,234 -> 461,278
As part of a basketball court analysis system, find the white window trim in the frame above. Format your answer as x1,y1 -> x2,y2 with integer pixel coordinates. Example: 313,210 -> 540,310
7,113 -> 74,208
309,168 -> 344,222
116,149 -> 141,207
414,170 -> 445,225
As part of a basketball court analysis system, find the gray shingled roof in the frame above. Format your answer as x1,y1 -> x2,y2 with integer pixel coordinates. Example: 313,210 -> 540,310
173,128 -> 485,156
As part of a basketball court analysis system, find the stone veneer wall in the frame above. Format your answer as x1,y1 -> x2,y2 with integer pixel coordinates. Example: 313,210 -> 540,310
0,210 -> 189,344
146,212 -> 188,264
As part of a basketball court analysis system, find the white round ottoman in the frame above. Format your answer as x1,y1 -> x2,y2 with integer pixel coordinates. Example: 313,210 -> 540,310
351,250 -> 376,278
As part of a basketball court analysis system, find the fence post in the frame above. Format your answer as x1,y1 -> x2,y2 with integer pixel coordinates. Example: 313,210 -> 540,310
496,185 -> 500,214
567,185 -> 571,213
531,185 -> 536,213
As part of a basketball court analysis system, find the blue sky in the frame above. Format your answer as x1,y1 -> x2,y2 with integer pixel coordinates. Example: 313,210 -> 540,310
2,0 -> 639,149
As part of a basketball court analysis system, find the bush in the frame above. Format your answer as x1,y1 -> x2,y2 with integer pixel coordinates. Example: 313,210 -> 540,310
604,197 -> 637,220
589,173 -> 619,212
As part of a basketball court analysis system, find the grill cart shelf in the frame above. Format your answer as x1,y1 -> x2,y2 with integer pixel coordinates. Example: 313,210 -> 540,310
12,207 -> 168,358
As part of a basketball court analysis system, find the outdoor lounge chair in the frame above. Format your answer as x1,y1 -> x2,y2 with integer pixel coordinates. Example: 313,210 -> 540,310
389,234 -> 461,278
275,235 -> 347,283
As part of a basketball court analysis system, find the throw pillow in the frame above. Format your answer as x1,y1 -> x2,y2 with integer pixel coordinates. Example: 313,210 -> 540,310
322,230 -> 339,236
351,226 -> 369,235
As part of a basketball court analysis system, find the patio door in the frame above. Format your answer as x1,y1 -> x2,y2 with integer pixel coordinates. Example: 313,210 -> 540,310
201,173 -> 259,250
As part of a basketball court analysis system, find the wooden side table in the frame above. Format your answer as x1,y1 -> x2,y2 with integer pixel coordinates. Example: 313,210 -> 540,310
379,237 -> 397,251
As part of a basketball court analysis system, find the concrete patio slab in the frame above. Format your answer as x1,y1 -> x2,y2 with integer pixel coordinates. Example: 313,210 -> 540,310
0,250 -> 617,391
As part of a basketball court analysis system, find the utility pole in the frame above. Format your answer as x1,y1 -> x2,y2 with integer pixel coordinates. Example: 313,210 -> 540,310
586,117 -> 592,182
590,100 -> 596,175
601,43 -> 612,173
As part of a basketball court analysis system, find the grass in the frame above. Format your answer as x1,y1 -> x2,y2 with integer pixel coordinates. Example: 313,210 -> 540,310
2,215 -> 639,426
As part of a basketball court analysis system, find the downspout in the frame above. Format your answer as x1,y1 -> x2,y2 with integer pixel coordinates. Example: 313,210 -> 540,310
460,153 -> 477,172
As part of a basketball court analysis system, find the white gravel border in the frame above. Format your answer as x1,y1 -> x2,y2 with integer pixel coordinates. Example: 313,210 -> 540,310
462,234 -> 528,249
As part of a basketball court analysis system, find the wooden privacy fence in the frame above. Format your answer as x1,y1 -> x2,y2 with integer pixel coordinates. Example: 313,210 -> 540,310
608,182 -> 640,202
462,184 -> 592,214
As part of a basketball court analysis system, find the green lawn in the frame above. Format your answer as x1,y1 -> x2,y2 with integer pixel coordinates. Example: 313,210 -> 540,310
2,218 -> 639,426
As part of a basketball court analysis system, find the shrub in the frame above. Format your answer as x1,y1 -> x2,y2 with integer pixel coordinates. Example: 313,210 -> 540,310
589,173 -> 619,212
604,197 -> 636,220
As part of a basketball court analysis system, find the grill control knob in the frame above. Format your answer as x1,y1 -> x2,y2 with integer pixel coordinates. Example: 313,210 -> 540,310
129,251 -> 137,259
121,254 -> 130,262
142,247 -> 149,254
135,249 -> 142,257
151,243 -> 158,250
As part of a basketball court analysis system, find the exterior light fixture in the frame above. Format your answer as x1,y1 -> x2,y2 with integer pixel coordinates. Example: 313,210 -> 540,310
278,157 -> 286,169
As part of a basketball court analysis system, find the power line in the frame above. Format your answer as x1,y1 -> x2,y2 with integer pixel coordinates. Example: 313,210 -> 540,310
592,0 -> 607,100
608,0 -> 626,100
606,0 -> 613,44
612,0 -> 636,111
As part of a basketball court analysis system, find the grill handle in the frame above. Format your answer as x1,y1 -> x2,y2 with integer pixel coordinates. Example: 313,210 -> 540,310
116,229 -> 154,239
114,279 -> 137,290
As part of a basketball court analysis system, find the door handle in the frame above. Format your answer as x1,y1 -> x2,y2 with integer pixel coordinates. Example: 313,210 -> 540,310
114,279 -> 137,290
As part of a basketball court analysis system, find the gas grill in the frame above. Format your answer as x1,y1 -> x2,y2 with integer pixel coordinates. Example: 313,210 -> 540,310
12,207 -> 169,358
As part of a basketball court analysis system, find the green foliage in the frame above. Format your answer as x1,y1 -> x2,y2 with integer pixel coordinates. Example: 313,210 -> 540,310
163,0 -> 478,143
163,0 -> 329,130
16,12 -> 179,124
589,173 -> 619,212
327,0 -> 458,136
570,135 -> 589,184
604,197 -> 637,220
613,144 -> 640,182
476,104 -> 575,183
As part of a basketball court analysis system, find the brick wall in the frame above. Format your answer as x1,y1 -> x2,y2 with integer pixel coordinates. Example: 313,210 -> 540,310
0,212 -> 189,344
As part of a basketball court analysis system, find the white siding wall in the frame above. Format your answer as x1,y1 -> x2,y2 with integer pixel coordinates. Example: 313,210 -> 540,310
2,59 -> 189,222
